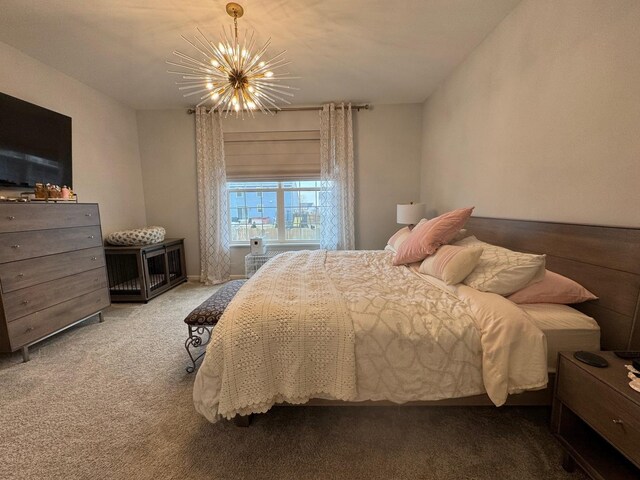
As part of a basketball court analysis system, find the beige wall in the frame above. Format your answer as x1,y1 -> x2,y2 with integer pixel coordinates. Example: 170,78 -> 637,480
420,0 -> 640,227
0,41 -> 147,234
137,104 -> 422,277
136,110 -> 199,276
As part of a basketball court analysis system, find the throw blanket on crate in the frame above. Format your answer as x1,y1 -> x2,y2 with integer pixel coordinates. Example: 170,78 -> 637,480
193,250 -> 356,422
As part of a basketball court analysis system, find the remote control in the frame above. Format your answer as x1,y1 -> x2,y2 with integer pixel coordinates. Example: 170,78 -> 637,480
614,351 -> 640,359
574,351 -> 608,368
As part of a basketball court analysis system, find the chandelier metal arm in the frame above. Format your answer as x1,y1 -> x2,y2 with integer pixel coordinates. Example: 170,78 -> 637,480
171,52 -> 215,71
182,33 -> 215,62
253,85 -> 291,105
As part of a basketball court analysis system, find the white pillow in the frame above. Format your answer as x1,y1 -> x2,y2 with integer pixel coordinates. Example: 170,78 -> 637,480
418,245 -> 483,285
455,236 -> 546,295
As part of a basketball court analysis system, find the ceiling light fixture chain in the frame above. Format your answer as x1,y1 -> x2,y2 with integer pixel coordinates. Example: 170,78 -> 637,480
167,2 -> 297,117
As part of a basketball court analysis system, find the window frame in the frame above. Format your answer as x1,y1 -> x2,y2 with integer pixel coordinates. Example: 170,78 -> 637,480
228,180 -> 321,246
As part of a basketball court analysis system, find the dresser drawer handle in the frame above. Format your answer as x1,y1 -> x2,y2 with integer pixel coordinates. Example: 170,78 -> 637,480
11,245 -> 19,249
613,419 -> 624,425
91,256 -> 98,261
22,300 -> 29,305
7,215 -> 15,220
17,273 -> 24,277
85,213 -> 92,217
25,327 -> 34,333
88,235 -> 95,239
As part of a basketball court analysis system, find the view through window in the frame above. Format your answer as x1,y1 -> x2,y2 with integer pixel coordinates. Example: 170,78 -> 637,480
228,180 -> 323,243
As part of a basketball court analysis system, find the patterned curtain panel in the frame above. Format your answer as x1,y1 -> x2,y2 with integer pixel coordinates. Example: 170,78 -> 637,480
319,103 -> 355,250
195,107 -> 230,284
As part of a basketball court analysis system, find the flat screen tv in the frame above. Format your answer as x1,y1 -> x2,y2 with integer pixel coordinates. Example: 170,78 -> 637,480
0,92 -> 72,189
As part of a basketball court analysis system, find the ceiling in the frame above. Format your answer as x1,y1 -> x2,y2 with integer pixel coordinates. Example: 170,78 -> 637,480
0,0 -> 521,110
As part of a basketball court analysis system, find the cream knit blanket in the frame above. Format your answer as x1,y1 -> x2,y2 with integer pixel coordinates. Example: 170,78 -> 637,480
193,250 -> 356,422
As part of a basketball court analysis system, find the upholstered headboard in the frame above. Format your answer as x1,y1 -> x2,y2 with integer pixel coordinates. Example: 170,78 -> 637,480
465,217 -> 640,350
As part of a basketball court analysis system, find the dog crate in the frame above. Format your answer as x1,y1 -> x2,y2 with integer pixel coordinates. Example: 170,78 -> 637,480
105,238 -> 187,302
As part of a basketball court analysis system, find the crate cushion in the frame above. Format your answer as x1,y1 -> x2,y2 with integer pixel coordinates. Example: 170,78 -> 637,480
184,280 -> 247,326
106,226 -> 166,246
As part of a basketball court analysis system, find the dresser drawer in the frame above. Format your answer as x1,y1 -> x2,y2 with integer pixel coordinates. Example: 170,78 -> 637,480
557,356 -> 640,465
0,226 -> 102,263
0,247 -> 105,293
3,267 -> 108,322
7,287 -> 110,350
0,204 -> 99,232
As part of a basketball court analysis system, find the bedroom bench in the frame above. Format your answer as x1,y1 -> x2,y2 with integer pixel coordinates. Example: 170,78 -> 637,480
184,279 -> 246,373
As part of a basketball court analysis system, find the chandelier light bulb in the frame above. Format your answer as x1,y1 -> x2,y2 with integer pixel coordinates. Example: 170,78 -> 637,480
265,71 -> 274,78
206,83 -> 214,90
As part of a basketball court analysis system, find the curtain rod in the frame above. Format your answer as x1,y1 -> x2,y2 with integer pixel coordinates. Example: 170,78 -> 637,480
186,104 -> 370,115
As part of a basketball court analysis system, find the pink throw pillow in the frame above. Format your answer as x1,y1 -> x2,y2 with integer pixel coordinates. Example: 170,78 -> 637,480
386,219 -> 428,252
507,270 -> 597,305
393,207 -> 474,266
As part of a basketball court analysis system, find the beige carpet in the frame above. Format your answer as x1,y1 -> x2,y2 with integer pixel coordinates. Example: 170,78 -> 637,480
0,281 -> 586,480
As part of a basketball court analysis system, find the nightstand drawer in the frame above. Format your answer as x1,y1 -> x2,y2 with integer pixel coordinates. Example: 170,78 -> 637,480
557,356 -> 640,465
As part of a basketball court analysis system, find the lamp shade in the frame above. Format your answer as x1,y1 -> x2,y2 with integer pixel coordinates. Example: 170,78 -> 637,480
397,203 -> 425,225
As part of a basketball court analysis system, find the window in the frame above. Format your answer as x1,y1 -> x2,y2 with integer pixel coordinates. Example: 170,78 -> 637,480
228,180 -> 322,244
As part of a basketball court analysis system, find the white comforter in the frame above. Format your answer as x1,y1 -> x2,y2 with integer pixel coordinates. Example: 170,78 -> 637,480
193,250 -> 548,422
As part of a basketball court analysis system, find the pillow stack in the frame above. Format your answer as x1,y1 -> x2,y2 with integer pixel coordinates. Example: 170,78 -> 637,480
385,210 -> 596,304
392,207 -> 474,266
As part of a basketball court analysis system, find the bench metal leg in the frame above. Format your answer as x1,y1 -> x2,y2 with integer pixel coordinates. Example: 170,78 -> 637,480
185,325 -> 213,373
98,311 -> 105,323
21,346 -> 30,363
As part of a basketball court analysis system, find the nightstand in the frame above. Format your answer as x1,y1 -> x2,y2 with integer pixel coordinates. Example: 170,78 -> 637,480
551,351 -> 640,479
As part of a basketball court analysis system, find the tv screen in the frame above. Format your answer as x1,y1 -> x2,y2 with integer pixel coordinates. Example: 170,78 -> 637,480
0,92 -> 72,189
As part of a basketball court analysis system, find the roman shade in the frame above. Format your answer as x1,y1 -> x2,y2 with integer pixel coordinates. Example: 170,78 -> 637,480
224,130 -> 321,181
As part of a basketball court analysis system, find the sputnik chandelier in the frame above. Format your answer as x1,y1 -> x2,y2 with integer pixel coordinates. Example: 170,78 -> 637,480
167,2 -> 296,116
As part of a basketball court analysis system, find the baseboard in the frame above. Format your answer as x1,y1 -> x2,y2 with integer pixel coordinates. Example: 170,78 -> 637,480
187,274 -> 247,282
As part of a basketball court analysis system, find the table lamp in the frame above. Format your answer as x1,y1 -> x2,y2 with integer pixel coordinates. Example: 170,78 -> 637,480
397,202 -> 425,229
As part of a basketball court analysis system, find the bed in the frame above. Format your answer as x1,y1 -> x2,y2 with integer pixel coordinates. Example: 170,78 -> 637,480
193,217 -> 640,423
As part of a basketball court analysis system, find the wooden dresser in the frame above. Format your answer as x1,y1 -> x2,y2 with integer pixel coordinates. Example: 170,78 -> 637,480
551,351 -> 640,479
0,203 -> 110,361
